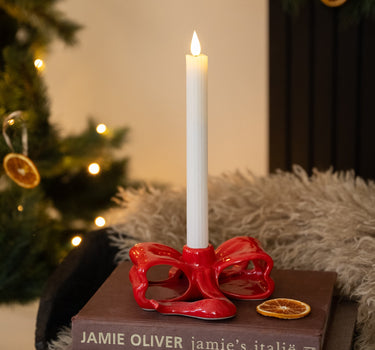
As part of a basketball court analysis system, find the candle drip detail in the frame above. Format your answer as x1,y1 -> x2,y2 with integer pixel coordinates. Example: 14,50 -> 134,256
129,236 -> 274,319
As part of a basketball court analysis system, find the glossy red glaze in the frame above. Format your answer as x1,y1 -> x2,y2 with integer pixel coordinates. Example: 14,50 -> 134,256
129,236 -> 274,319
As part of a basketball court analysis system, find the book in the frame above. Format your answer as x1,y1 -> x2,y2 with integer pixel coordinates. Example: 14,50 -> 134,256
72,261 -> 338,350
323,297 -> 358,350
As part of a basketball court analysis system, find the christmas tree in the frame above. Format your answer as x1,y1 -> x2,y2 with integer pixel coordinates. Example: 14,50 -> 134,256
0,1 -> 129,303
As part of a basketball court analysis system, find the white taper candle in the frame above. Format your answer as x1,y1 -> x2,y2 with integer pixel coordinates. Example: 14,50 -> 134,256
186,31 -> 209,249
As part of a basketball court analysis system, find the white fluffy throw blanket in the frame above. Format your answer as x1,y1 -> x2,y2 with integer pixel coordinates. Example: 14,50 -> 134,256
49,166 -> 375,350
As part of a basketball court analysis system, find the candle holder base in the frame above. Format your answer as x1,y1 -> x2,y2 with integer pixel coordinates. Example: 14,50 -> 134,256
129,236 -> 274,320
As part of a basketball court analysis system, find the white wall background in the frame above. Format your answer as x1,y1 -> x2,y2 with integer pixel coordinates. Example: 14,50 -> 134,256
44,0 -> 269,186
1,301 -> 39,350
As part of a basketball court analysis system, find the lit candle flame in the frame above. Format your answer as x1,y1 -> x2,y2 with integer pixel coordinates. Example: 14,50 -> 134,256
191,31 -> 201,56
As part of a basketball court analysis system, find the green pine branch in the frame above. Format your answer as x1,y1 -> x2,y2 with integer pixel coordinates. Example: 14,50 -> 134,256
0,185 -> 67,303
0,0 -> 82,48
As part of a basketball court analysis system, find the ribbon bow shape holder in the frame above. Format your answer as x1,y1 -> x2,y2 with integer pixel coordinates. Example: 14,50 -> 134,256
129,236 -> 274,319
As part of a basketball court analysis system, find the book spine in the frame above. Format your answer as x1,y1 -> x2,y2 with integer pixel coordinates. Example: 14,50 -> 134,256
72,320 -> 323,350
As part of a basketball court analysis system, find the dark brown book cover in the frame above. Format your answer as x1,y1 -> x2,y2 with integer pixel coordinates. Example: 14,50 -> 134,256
72,261 -> 337,350
323,298 -> 358,350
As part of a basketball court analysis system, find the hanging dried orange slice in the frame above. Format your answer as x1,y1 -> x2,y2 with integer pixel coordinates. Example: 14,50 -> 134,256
3,153 -> 40,189
256,298 -> 311,319
320,0 -> 347,7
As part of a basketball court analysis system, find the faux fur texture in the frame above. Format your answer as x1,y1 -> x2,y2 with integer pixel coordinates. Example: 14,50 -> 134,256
49,166 -> 375,350
48,327 -> 72,350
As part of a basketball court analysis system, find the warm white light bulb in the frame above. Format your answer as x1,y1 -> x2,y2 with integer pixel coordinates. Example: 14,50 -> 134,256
191,31 -> 201,56
34,58 -> 44,70
88,162 -> 100,175
95,216 -> 106,227
71,235 -> 82,247
96,123 -> 107,134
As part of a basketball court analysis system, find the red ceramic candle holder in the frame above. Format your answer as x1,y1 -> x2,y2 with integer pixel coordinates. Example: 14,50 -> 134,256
129,236 -> 274,320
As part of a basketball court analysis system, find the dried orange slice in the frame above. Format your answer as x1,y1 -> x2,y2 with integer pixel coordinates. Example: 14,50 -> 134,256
256,298 -> 311,319
3,153 -> 40,189
320,0 -> 347,7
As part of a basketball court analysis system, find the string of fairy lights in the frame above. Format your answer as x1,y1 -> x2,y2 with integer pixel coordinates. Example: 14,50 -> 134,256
70,124 -> 108,247
31,58 -> 107,247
